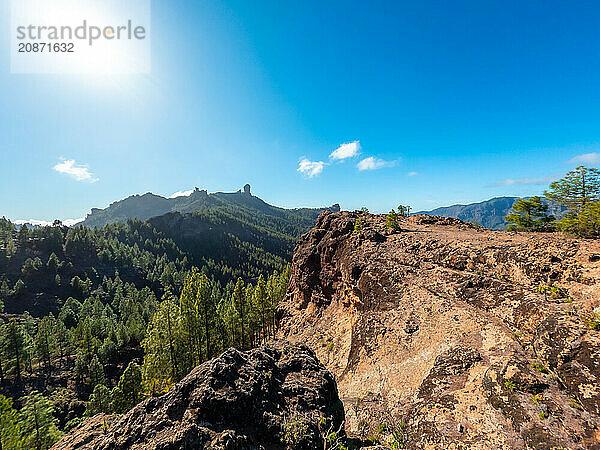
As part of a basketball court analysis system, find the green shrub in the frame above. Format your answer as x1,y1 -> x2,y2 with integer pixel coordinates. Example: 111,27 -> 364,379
558,204 -> 600,238
536,284 -> 568,300
281,414 -> 309,445
532,363 -> 549,374
386,211 -> 400,230
569,398 -> 583,411
585,313 -> 600,331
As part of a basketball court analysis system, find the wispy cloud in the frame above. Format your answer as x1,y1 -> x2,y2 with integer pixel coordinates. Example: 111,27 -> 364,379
169,189 -> 194,198
330,140 -> 360,161
492,175 -> 556,186
357,156 -> 395,171
53,159 -> 98,182
568,152 -> 600,165
297,158 -> 326,178
408,171 -> 418,177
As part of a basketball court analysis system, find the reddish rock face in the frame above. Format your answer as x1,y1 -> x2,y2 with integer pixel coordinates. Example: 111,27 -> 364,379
52,342 -> 344,450
278,211 -> 600,449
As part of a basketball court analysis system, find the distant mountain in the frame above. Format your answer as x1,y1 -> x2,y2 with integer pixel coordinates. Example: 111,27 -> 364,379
418,196 -> 567,230
81,184 -> 340,231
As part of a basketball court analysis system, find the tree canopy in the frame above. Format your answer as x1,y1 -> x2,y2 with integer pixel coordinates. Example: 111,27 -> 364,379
505,196 -> 554,231
545,165 -> 600,212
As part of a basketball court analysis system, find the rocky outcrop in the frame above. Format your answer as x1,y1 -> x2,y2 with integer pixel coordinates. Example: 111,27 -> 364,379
52,342 -> 344,450
277,211 -> 600,449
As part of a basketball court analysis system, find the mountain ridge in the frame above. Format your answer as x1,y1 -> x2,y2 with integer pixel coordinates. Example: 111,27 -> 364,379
418,196 -> 567,230
81,185 -> 340,229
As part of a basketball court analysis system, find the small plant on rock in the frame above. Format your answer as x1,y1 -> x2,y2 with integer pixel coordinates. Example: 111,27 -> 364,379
585,313 -> 600,331
357,419 -> 369,441
375,419 -> 406,449
532,363 -> 549,374
536,284 -> 568,301
318,416 -> 347,450
569,398 -> 584,411
353,218 -> 363,235
281,413 -> 310,446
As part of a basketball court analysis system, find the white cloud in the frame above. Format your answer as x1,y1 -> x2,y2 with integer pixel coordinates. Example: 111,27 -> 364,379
63,218 -> 85,226
53,159 -> 98,182
357,157 -> 394,171
14,219 -> 52,227
169,189 -> 194,198
568,152 -> 600,165
408,171 -> 418,177
14,218 -> 84,227
493,175 -> 555,186
297,158 -> 326,178
330,140 -> 361,161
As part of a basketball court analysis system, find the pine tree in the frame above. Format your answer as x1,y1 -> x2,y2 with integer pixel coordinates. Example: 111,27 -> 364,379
17,225 -> 28,247
232,278 -> 247,349
13,279 -> 25,297
142,292 -> 183,388
35,314 -> 58,378
0,394 -> 22,450
20,391 -> 62,450
253,275 -> 268,342
6,319 -> 26,383
559,201 -> 600,237
244,284 -> 256,347
0,280 -> 9,309
544,166 -> 600,236
5,239 -> 16,259
54,320 -> 72,366
85,384 -> 112,416
197,275 -> 216,359
73,353 -> 86,387
179,271 -> 202,368
46,253 -> 60,273
545,165 -> 600,212
505,197 -> 554,231
111,362 -> 142,414
74,318 -> 98,360
397,205 -> 411,217
89,355 -> 105,388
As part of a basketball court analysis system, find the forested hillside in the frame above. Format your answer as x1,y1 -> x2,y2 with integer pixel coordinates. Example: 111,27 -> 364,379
0,192 -> 305,449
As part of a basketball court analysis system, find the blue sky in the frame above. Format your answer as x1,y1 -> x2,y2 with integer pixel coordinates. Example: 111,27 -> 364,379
2,0 -> 600,222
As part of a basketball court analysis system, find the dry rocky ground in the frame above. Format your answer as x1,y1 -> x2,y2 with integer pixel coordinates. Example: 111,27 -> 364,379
278,211 -> 600,449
